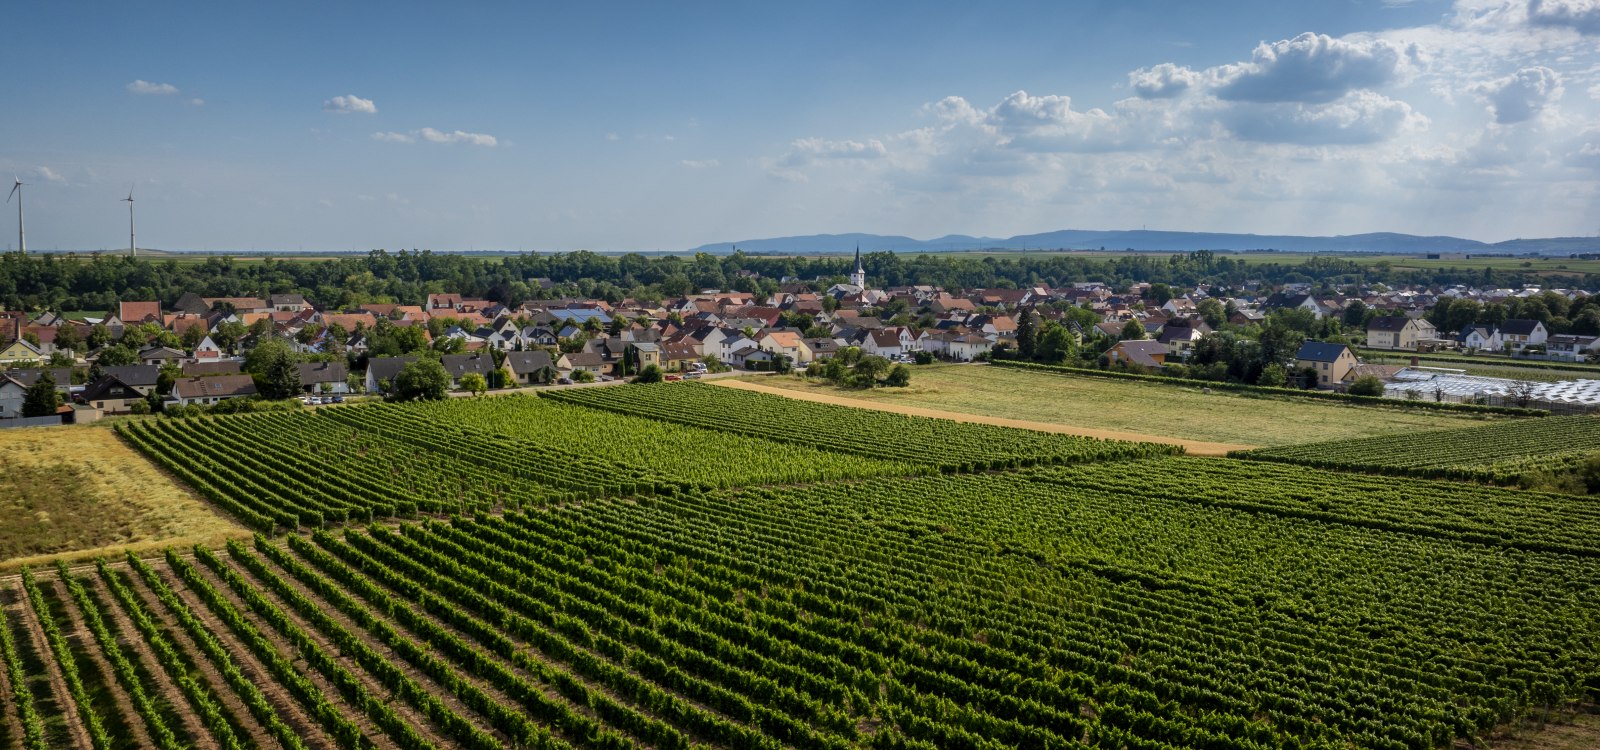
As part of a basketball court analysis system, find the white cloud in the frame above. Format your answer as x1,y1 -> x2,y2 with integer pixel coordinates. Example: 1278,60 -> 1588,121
323,94 -> 377,114
372,128 -> 498,146
418,127 -> 498,146
1129,63 -> 1202,99
1221,91 -> 1430,144
1472,65 -> 1564,123
1213,32 -> 1416,103
32,166 -> 66,184
680,159 -> 720,168
1527,0 -> 1600,34
126,79 -> 179,95
187,98 -> 205,107
780,137 -> 889,166
605,132 -> 620,141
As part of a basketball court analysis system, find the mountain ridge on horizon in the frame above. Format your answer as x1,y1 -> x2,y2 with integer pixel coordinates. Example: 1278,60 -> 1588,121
690,229 -> 1600,256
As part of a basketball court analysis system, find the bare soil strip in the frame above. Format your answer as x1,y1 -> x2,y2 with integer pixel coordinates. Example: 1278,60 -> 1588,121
48,574 -> 158,750
712,378 -> 1255,456
11,581 -> 94,750
85,573 -> 220,750
121,568 -> 293,750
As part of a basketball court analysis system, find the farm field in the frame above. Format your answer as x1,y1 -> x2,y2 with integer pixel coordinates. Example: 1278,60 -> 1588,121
1234,414 -> 1600,485
0,425 -> 246,570
3,456 -> 1599,749
737,363 -> 1498,447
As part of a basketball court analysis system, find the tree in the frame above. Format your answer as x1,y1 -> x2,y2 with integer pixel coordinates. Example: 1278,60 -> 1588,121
1197,298 -> 1226,330
458,372 -> 488,396
884,363 -> 912,387
571,369 -> 595,383
1257,363 -> 1289,388
157,363 -> 184,395
95,344 -> 139,367
393,359 -> 450,401
54,323 -> 83,355
85,324 -> 112,351
245,338 -> 302,400
20,373 -> 61,417
1347,374 -> 1385,396
1120,320 -> 1145,340
1015,309 -> 1037,361
632,364 -> 664,384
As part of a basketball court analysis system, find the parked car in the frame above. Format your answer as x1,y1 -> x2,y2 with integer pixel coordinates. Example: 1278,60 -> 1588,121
557,377 -> 573,385
665,374 -> 682,381
331,395 -> 345,403
684,371 -> 703,379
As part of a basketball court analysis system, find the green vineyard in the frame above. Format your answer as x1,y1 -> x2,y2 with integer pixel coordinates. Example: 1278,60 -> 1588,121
540,382 -> 1182,469
1231,414 -> 1600,484
4,385 -> 1595,749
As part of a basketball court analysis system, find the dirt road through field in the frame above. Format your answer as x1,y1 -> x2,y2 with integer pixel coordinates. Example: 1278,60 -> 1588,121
711,379 -> 1254,456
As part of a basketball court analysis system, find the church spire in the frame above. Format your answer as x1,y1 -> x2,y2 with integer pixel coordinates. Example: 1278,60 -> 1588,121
849,244 -> 866,288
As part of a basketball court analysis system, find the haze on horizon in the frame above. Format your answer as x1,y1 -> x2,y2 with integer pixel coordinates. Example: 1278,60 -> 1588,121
2,0 -> 1597,253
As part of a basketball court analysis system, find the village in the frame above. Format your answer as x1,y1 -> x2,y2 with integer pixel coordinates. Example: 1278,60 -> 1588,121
4,248 -> 1600,424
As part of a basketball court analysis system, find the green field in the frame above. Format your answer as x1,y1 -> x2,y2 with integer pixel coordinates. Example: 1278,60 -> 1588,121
748,363 -> 1501,447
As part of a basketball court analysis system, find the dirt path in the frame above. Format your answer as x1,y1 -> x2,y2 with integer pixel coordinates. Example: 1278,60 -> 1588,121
12,581 -> 95,750
711,379 -> 1255,456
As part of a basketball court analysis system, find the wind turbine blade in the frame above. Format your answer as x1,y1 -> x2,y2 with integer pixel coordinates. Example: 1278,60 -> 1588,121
5,179 -> 16,204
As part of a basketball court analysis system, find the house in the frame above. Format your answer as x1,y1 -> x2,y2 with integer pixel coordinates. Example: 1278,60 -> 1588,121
297,362 -> 350,394
3,368 -> 73,397
625,342 -> 661,371
1545,334 -> 1600,362
80,370 -> 154,413
1498,319 -> 1548,349
804,337 -> 841,361
757,331 -> 813,364
729,346 -> 775,369
0,338 -> 44,365
1105,340 -> 1168,369
183,361 -> 243,377
119,301 -> 162,325
169,375 -> 257,407
945,333 -> 993,362
659,342 -> 701,371
1459,325 -> 1502,351
557,352 -> 605,377
270,294 -> 309,312
505,350 -> 557,385
440,354 -> 499,389
364,356 -> 418,393
1295,341 -> 1358,388
193,335 -> 224,359
0,375 -> 26,418
1365,316 -> 1432,350
861,329 -> 911,359
1156,319 -> 1209,358
139,346 -> 188,366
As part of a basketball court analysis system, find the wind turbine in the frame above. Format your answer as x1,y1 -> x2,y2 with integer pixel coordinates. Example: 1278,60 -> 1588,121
122,184 -> 136,257
5,177 -> 22,254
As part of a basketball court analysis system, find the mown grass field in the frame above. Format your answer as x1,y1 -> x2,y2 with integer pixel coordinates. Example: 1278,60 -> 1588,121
0,425 -> 247,570
749,363 -> 1503,447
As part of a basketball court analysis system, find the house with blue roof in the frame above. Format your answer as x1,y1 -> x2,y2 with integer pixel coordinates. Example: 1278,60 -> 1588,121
1295,341 -> 1358,389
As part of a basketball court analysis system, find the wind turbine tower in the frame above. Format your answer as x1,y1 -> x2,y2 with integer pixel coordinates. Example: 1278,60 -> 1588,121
122,185 -> 136,257
5,177 -> 22,254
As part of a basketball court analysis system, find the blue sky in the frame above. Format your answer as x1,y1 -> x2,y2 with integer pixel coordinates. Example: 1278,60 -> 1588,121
2,0 -> 1597,252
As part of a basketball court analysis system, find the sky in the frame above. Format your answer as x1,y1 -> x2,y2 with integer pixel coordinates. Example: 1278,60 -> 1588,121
2,0 -> 1598,252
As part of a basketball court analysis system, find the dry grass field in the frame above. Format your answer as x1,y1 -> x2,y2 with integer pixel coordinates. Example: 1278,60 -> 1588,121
745,363 -> 1501,448
0,424 -> 248,569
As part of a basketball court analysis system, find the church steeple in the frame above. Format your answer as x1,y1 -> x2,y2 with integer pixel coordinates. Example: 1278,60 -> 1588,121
849,245 -> 866,288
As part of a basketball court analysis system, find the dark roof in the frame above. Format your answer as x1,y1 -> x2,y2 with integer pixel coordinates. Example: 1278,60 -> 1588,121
101,364 -> 161,386
366,356 -> 418,384
172,375 -> 256,400
1498,319 -> 1543,336
1366,316 -> 1412,332
183,361 -> 243,377
1295,341 -> 1352,363
504,350 -> 553,374
297,361 -> 348,383
139,346 -> 186,359
3,368 -> 72,390
440,354 -> 496,378
1113,340 -> 1167,367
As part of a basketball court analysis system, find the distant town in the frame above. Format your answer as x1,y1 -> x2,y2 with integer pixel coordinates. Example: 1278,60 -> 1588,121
4,246 -> 1600,425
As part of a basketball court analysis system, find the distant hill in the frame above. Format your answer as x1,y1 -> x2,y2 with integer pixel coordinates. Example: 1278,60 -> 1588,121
689,230 -> 1600,255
